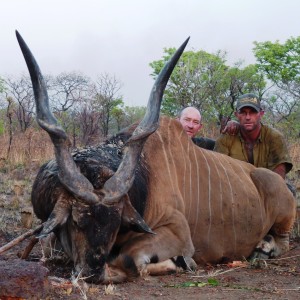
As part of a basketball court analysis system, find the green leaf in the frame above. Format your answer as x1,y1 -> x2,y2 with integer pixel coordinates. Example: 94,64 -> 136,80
181,281 -> 198,287
197,282 -> 208,287
207,278 -> 219,286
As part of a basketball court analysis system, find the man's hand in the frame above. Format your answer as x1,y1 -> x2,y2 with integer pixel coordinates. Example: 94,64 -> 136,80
273,163 -> 286,179
221,120 -> 240,135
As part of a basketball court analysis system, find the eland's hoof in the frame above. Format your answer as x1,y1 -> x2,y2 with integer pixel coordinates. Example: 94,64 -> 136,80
249,234 -> 275,260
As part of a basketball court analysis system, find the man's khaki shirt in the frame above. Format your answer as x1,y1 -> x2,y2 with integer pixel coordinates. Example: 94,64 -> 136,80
214,123 -> 293,174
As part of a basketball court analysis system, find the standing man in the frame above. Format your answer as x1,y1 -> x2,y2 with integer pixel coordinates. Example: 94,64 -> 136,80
214,93 -> 293,179
177,106 -> 215,150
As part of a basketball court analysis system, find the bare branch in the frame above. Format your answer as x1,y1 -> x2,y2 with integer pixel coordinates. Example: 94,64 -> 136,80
0,225 -> 42,255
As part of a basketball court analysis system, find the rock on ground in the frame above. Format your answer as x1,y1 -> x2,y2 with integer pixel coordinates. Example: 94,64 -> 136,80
0,259 -> 49,299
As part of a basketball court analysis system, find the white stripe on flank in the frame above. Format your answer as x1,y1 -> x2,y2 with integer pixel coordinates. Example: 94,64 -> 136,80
210,151 -> 224,249
235,160 -> 264,226
186,137 -> 193,218
177,130 -> 187,206
213,153 -> 237,253
156,131 -> 176,200
165,118 -> 183,210
221,155 -> 254,241
191,145 -> 201,239
196,150 -> 212,244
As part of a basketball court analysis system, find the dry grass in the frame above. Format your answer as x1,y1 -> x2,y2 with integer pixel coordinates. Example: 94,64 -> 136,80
289,142 -> 300,169
0,129 -> 299,237
2,128 -> 297,204
282,141 -> 300,237
287,142 -> 300,208
0,128 -> 54,168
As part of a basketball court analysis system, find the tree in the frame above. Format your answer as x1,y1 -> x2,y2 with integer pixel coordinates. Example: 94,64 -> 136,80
91,73 -> 123,137
150,48 -> 227,116
6,97 -> 14,158
111,105 -> 125,132
210,64 -> 266,121
253,37 -> 300,136
123,106 -> 146,125
150,48 -> 266,124
3,75 -> 35,132
0,77 -> 4,94
49,71 -> 90,112
254,37 -> 300,94
47,71 -> 91,140
77,105 -> 102,146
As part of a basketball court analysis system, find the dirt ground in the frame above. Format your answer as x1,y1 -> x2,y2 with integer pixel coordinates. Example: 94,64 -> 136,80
0,232 -> 299,300
0,170 -> 299,300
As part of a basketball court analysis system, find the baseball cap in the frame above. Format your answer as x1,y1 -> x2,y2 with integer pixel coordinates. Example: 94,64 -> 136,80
236,93 -> 261,112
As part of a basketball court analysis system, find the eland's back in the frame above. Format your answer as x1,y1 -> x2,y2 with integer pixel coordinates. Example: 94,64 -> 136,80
142,116 -> 296,264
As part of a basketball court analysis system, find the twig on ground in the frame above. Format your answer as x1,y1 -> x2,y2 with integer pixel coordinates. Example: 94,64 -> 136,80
18,236 -> 39,259
265,254 -> 300,261
190,266 -> 246,278
71,269 -> 90,300
0,224 -> 42,255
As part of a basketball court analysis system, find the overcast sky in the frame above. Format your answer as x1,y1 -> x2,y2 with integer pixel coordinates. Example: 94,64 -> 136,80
1,0 -> 300,106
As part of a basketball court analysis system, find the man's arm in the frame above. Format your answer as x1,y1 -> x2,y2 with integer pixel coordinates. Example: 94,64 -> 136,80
192,137 -> 215,150
267,129 -> 293,177
213,135 -> 230,155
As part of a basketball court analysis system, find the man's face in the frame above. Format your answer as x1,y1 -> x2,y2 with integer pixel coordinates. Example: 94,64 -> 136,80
234,107 -> 264,133
179,108 -> 202,138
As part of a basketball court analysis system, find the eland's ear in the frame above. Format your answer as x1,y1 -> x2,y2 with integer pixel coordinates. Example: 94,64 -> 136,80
121,195 -> 155,234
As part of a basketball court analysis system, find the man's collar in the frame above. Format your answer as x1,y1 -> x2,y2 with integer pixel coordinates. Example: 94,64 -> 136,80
238,123 -> 263,143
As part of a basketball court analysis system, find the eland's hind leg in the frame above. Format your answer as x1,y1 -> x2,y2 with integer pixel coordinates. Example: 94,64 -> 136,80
250,168 -> 296,260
